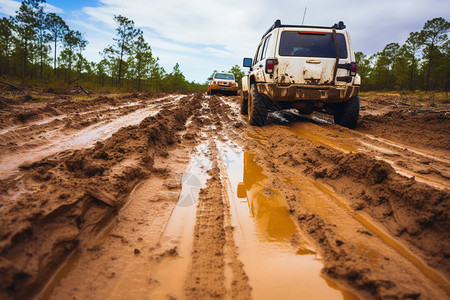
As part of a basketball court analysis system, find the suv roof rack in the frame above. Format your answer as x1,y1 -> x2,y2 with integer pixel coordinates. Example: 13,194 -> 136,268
261,19 -> 346,39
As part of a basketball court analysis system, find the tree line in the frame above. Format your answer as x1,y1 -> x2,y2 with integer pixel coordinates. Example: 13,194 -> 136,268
356,17 -> 449,91
0,0 -> 205,93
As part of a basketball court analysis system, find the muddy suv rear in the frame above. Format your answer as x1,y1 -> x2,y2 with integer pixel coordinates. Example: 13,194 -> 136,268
241,20 -> 361,128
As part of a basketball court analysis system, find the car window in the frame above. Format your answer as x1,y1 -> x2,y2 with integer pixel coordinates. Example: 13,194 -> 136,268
214,73 -> 235,80
262,35 -> 272,59
255,41 -> 264,64
279,31 -> 348,59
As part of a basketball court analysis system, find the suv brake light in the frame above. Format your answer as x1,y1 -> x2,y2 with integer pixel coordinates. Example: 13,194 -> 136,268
266,59 -> 274,74
350,62 -> 357,76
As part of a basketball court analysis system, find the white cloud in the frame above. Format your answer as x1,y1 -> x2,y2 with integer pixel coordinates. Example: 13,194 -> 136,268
0,0 -> 20,15
0,0 -> 64,15
44,3 -> 64,14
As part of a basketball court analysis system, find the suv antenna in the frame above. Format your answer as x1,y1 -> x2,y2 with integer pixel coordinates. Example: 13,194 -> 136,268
302,7 -> 307,25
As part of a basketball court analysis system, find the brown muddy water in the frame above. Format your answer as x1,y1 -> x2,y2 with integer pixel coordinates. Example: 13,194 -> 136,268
217,141 -> 358,300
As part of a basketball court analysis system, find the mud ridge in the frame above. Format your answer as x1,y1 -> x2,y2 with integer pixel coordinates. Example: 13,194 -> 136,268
185,143 -> 252,299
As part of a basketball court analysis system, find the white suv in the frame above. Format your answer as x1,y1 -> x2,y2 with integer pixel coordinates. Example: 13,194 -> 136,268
241,20 -> 361,128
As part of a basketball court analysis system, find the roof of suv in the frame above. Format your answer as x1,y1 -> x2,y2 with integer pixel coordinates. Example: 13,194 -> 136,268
262,19 -> 347,40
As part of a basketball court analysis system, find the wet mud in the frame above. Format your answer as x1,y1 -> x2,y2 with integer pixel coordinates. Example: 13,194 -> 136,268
0,90 -> 449,299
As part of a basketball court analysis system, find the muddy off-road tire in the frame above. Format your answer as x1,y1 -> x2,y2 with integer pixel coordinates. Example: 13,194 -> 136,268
241,94 -> 248,115
248,83 -> 268,126
334,95 -> 359,129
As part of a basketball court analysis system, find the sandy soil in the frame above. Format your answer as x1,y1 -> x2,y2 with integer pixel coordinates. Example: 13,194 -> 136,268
0,87 -> 449,300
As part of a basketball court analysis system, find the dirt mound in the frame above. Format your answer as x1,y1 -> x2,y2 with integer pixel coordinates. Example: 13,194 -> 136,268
359,108 -> 450,152
0,93 -> 203,300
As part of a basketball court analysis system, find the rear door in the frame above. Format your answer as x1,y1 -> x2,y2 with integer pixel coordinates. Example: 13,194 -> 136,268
274,28 -> 351,86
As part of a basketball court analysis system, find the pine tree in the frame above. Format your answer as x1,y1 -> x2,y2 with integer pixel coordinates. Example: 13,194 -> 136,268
129,31 -> 154,90
108,15 -> 140,86
0,17 -> 14,75
15,0 -> 46,79
419,17 -> 450,90
45,12 -> 68,76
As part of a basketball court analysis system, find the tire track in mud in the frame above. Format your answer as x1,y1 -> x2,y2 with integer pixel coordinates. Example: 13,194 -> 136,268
185,143 -> 252,299
234,116 -> 449,299
185,96 -> 357,299
0,93 -> 203,300
260,121 -> 450,273
0,95 -> 183,179
207,95 -> 449,298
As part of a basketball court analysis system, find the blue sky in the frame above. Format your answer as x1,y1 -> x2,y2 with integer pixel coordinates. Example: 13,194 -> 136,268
1,0 -> 449,83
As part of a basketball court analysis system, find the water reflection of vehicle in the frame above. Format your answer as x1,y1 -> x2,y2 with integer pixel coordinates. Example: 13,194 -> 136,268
237,151 -> 297,241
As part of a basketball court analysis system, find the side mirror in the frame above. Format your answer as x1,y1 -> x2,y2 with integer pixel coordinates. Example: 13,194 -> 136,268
243,58 -> 252,68
208,76 -> 212,80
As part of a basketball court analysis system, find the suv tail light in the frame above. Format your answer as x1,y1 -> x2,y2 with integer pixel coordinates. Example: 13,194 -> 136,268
350,62 -> 357,76
266,59 -> 274,74
298,31 -> 326,35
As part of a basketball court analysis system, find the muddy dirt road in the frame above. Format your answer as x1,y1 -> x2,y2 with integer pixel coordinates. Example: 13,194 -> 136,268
0,90 -> 449,299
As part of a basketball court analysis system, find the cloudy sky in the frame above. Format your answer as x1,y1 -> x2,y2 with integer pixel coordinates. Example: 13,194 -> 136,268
1,0 -> 449,83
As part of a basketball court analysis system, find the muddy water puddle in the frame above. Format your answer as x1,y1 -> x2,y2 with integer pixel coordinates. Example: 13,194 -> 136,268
217,141 -> 357,300
148,142 -> 211,299
286,123 -> 358,153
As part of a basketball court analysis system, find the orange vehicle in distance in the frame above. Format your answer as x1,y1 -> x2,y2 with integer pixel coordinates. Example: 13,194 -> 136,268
207,72 -> 239,96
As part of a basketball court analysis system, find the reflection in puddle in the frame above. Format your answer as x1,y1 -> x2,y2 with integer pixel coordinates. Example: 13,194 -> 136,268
218,142 -> 357,300
241,152 -> 297,243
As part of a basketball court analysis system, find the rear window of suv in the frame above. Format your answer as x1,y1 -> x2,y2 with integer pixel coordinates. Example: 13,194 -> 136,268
279,31 -> 348,58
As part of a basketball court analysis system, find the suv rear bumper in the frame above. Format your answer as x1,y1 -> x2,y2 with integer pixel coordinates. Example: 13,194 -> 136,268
257,83 -> 359,103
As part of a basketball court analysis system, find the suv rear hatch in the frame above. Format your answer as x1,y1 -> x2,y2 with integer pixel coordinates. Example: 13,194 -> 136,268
275,29 -> 351,86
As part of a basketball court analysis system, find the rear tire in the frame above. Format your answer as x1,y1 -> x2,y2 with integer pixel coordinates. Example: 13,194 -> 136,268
248,84 -> 268,126
333,95 -> 359,129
